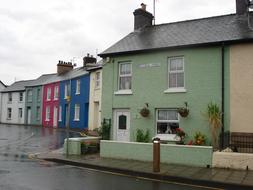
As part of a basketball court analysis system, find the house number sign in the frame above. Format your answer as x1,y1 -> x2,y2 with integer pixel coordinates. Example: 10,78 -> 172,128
139,63 -> 161,68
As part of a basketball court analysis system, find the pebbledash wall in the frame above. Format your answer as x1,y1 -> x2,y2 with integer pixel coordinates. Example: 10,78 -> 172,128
230,43 -> 253,133
42,82 -> 60,128
100,140 -> 213,167
58,74 -> 90,129
101,46 -> 230,142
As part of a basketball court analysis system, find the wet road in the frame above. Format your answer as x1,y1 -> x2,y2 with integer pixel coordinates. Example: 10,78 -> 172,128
0,124 -> 214,190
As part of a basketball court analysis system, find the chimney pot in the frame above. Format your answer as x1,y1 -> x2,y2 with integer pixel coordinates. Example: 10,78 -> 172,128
133,4 -> 153,31
57,60 -> 73,75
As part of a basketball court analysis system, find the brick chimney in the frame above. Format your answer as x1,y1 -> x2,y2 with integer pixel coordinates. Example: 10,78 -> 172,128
236,0 -> 249,15
57,61 -> 73,75
83,53 -> 97,68
133,3 -> 153,31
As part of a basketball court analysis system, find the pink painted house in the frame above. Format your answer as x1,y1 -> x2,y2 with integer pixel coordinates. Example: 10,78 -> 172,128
42,82 -> 60,128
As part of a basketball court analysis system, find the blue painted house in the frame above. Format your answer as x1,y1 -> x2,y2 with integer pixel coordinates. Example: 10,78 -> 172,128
58,67 -> 90,129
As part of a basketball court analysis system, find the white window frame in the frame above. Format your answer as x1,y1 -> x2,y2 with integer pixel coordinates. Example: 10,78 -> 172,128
27,90 -> 33,102
45,106 -> 50,121
58,106 -> 62,121
155,109 -> 180,141
116,62 -> 132,94
7,108 -> 12,120
54,86 -> 59,100
74,104 -> 80,121
8,93 -> 12,102
19,92 -> 23,102
64,83 -> 70,99
165,57 -> 186,93
46,88 -> 51,101
95,72 -> 100,89
76,79 -> 80,95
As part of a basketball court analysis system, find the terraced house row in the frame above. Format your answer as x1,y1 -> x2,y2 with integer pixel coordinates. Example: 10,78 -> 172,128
1,0 -> 253,147
0,55 -> 102,130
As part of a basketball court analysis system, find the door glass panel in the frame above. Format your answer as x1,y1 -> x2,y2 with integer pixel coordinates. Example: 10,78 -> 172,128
118,115 -> 127,130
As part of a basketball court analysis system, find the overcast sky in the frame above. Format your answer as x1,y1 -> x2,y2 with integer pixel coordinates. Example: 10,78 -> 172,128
0,0 -> 235,85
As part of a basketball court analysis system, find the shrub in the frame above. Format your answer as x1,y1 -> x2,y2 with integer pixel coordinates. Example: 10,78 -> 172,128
136,129 -> 150,143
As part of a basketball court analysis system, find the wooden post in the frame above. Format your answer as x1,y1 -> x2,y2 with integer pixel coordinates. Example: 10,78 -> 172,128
153,137 -> 160,172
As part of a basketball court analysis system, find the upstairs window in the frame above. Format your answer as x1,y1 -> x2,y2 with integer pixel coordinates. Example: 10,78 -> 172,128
19,92 -> 23,102
156,109 -> 179,135
46,88 -> 51,101
36,106 -> 41,121
8,93 -> 12,102
119,62 -> 132,90
27,90 -> 33,102
37,89 -> 41,101
64,83 -> 70,99
95,72 -> 100,89
54,86 -> 59,100
168,57 -> 184,89
76,80 -> 80,94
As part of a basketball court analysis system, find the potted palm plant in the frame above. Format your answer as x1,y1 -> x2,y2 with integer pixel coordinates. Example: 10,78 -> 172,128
205,102 -> 222,149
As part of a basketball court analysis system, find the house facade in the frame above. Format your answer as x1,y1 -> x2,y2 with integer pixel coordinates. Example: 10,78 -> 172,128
0,80 -> 34,124
58,68 -> 90,130
42,81 -> 60,128
99,1 -> 253,143
88,66 -> 102,130
0,81 -> 7,123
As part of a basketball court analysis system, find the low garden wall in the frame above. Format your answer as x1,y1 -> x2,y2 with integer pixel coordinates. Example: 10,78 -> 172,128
213,152 -> 253,170
100,140 -> 213,167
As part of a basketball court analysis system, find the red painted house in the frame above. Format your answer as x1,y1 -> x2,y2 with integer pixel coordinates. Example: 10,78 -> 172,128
42,81 -> 60,128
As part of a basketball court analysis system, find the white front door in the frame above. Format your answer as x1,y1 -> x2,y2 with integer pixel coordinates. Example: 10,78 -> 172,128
53,106 -> 58,128
27,108 -> 31,124
114,110 -> 130,142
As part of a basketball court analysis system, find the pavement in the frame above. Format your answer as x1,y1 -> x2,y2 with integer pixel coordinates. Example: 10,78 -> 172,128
36,149 -> 253,190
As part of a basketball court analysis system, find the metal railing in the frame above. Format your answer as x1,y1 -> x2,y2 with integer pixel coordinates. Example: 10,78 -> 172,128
220,131 -> 253,153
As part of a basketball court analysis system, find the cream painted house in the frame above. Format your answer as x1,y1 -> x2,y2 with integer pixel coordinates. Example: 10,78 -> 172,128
88,66 -> 102,130
230,43 -> 253,133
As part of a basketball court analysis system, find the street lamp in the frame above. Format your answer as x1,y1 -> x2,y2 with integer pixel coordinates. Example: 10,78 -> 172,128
66,81 -> 71,156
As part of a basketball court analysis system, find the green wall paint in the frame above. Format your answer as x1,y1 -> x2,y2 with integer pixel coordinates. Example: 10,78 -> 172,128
102,46 -> 230,143
100,141 -> 213,167
24,86 -> 42,125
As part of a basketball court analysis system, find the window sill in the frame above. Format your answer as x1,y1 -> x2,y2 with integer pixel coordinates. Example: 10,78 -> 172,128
75,92 -> 80,95
114,90 -> 133,95
74,119 -> 80,121
164,88 -> 186,94
154,134 -> 180,142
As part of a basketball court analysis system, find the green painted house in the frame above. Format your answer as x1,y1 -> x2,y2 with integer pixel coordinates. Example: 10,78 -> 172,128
99,2 -> 253,144
24,74 -> 55,125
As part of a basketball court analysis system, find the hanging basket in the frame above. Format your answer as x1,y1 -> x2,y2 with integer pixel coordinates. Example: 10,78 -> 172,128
140,107 -> 150,117
178,108 -> 189,117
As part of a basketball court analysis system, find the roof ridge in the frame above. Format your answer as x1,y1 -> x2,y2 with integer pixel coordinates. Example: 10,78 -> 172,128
150,13 -> 237,28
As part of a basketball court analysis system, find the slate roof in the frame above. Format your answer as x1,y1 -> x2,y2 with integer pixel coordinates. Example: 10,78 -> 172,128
25,73 -> 56,87
1,80 -> 35,92
99,13 -> 253,57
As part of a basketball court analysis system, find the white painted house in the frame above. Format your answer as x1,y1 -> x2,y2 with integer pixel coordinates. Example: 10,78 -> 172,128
0,80 -> 34,124
88,66 -> 102,130
0,81 -> 7,123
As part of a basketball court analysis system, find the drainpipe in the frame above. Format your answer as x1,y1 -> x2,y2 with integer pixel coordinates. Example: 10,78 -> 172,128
221,43 -> 225,150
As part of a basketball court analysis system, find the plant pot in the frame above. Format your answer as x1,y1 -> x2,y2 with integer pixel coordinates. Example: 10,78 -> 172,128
178,108 -> 189,117
140,108 -> 150,117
